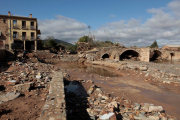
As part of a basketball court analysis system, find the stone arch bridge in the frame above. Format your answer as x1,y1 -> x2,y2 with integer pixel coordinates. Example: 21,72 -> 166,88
88,47 -> 180,62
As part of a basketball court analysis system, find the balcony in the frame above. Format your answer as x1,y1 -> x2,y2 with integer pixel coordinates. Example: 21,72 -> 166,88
22,26 -> 29,30
22,36 -> 30,40
37,36 -> 41,39
13,25 -> 20,29
30,26 -> 36,30
31,36 -> 36,40
13,35 -> 21,40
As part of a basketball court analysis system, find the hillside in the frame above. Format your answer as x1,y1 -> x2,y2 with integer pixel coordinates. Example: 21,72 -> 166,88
54,39 -> 73,46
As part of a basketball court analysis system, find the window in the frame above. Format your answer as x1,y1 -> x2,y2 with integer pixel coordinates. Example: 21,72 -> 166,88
31,32 -> 34,39
3,19 -> 6,23
31,22 -> 34,29
13,32 -> 17,38
22,21 -> 26,28
22,32 -> 26,38
13,20 -> 17,27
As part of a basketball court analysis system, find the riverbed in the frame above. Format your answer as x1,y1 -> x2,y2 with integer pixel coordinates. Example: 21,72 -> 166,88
57,62 -> 180,119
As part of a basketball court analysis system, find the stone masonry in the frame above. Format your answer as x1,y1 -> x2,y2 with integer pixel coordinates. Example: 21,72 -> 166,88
39,72 -> 66,120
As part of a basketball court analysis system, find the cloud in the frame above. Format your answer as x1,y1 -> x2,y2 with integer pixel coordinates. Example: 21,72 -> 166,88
39,0 -> 180,47
38,15 -> 88,43
168,0 -> 180,17
109,15 -> 116,18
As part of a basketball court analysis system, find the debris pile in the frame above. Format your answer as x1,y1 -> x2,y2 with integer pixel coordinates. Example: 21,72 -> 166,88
0,61 -> 61,104
65,79 -> 177,120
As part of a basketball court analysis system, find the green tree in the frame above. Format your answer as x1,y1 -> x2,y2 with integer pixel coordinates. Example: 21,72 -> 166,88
78,36 -> 89,42
150,40 -> 158,48
78,36 -> 93,43
44,36 -> 57,49
48,39 -> 57,48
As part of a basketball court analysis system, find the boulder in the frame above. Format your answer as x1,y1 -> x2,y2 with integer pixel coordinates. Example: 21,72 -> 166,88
139,66 -> 148,71
14,82 -> 34,92
0,92 -> 20,104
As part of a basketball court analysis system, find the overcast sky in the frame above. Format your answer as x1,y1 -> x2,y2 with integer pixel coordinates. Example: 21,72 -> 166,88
1,0 -> 180,47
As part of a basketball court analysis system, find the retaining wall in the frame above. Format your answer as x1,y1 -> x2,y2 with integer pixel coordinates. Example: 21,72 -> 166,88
39,72 -> 66,120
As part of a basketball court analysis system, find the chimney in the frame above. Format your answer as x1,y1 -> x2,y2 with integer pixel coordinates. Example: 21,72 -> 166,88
30,14 -> 32,18
8,11 -> 11,16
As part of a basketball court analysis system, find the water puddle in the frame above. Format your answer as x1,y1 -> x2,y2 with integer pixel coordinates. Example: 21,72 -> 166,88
65,81 -> 88,97
56,63 -> 120,77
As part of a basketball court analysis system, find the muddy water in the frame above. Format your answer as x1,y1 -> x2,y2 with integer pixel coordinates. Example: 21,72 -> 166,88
153,60 -> 180,65
56,62 -> 180,119
56,63 -> 120,77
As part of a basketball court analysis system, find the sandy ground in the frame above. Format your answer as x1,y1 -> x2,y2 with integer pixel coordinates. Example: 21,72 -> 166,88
58,62 -> 180,120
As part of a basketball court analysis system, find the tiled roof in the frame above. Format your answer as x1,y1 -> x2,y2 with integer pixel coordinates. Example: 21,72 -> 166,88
166,45 -> 180,47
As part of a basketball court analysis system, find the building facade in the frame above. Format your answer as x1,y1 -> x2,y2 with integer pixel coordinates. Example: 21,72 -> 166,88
0,11 -> 41,50
162,45 -> 180,51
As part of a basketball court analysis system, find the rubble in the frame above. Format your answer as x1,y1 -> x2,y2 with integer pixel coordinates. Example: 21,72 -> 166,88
65,78 -> 177,120
0,92 -> 20,104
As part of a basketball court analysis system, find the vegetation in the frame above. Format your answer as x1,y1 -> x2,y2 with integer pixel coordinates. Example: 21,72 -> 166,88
150,40 -> 158,48
66,44 -> 78,52
78,36 -> 89,42
43,36 -> 57,49
66,35 -> 124,52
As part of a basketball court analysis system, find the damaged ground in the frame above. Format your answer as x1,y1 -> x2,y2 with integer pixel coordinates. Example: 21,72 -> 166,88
0,50 -> 180,120
60,62 -> 180,120
0,61 -> 60,120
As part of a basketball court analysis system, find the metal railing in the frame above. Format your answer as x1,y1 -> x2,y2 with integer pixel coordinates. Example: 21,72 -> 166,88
30,26 -> 36,29
22,26 -> 29,29
12,24 -> 20,29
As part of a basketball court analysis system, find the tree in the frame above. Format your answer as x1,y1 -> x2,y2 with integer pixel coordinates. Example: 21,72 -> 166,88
44,36 -> 57,49
150,40 -> 158,48
48,39 -> 57,48
78,36 -> 89,42
78,36 -> 93,43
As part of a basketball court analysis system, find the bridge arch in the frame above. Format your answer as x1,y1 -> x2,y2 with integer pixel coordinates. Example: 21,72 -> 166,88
102,53 -> 110,59
119,50 -> 140,61
150,50 -> 162,61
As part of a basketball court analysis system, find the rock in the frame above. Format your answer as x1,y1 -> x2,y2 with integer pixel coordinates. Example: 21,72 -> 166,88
96,88 -> 103,93
133,103 -> 141,110
160,117 -> 168,120
87,80 -> 94,84
94,100 -> 99,105
6,80 -> 18,86
102,95 -> 109,100
110,101 -> 118,108
129,113 -> 135,120
99,112 -> 114,120
86,108 -> 91,113
140,66 -> 148,71
78,54 -> 85,58
14,82 -> 34,92
148,116 -> 159,120
36,75 -> 42,79
147,106 -> 163,112
87,88 -> 94,95
0,92 -> 20,104
142,103 -> 154,111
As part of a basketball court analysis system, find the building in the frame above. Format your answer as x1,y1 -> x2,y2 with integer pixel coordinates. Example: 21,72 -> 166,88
0,11 -> 41,50
162,45 -> 180,51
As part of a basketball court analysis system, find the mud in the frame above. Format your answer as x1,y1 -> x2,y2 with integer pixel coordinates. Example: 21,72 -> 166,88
58,62 -> 180,119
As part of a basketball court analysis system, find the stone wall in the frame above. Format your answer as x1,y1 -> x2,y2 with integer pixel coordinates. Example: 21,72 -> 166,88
139,47 -> 150,62
161,50 -> 180,61
39,72 -> 66,120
